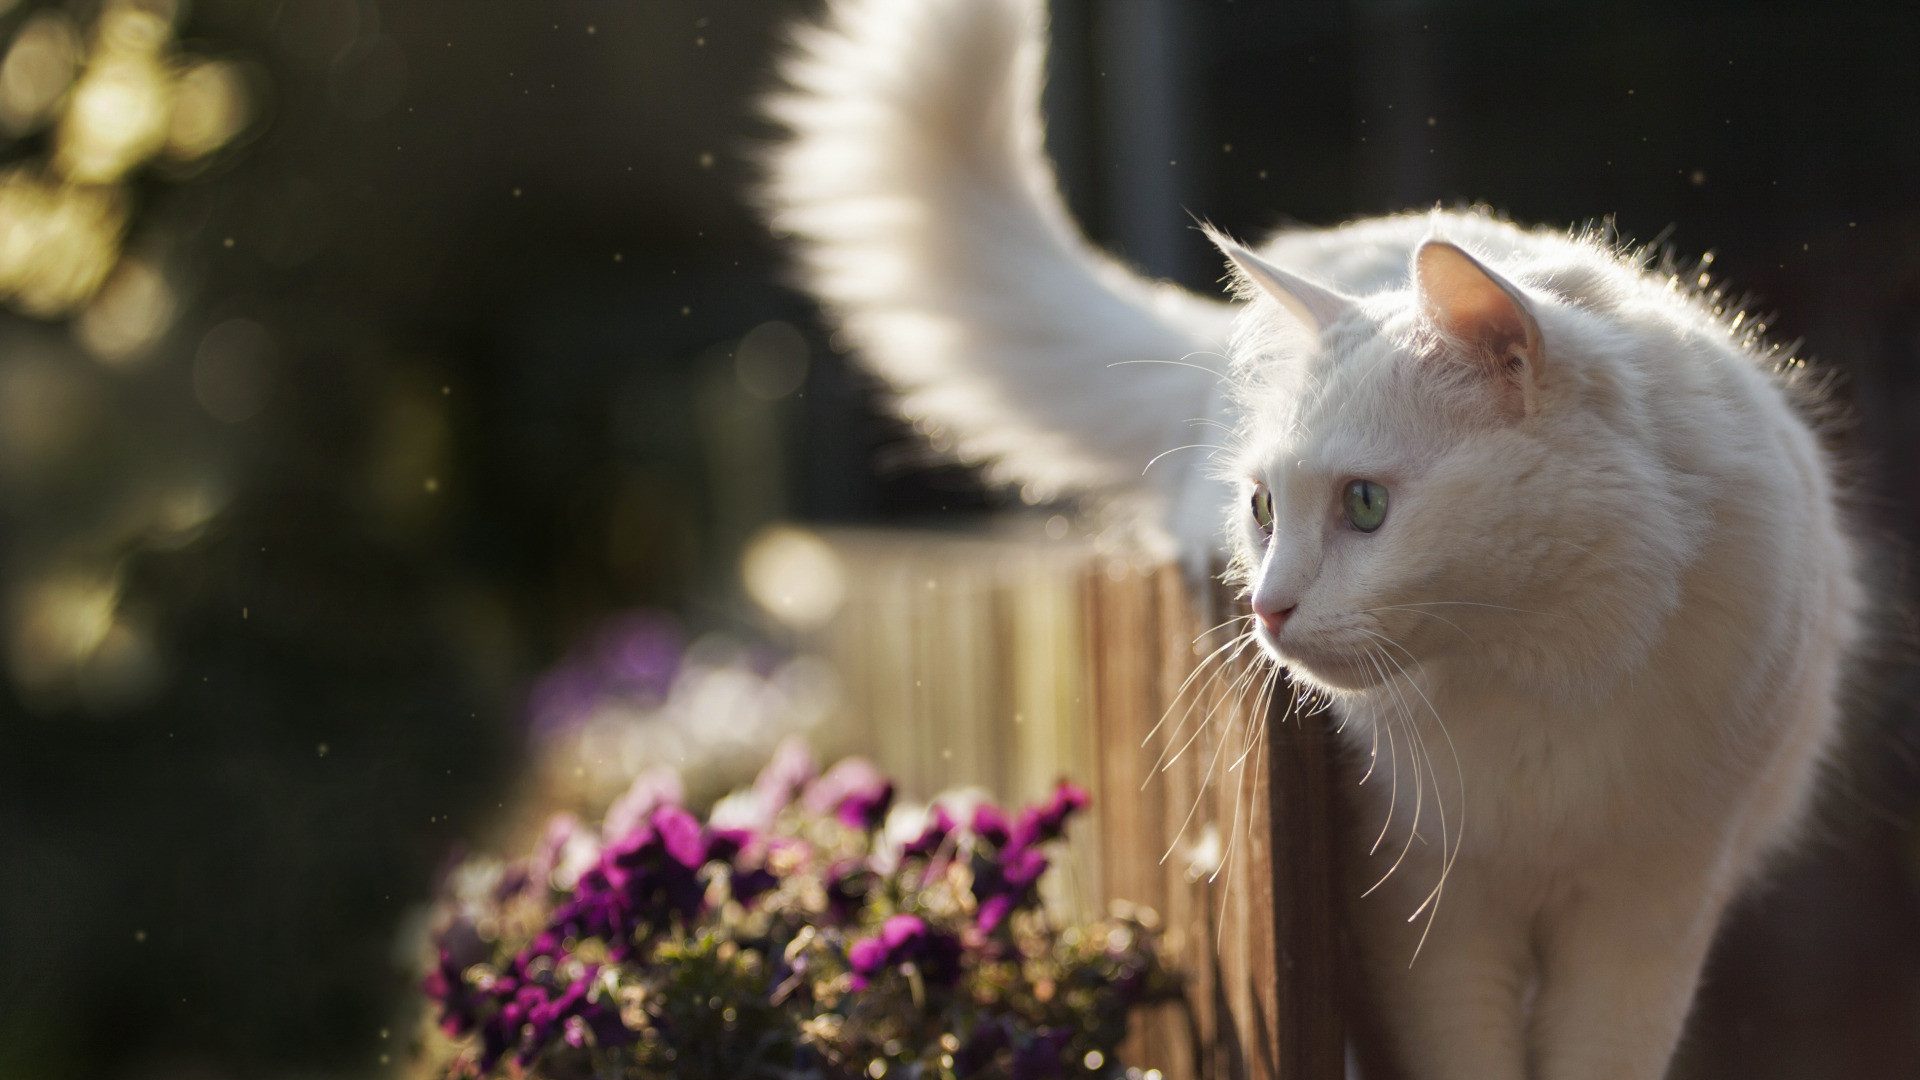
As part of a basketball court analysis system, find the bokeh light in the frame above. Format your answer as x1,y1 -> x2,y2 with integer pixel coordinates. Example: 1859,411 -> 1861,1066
166,58 -> 249,161
0,12 -> 78,135
742,523 -> 846,629
54,1 -> 177,185
0,0 -> 249,324
74,253 -> 174,364
7,570 -> 118,693
0,169 -> 126,317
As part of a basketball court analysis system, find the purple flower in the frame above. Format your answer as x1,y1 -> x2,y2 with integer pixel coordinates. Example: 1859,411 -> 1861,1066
522,966 -> 635,1060
846,934 -> 890,984
823,860 -> 875,924
965,785 -> 1089,931
549,865 -> 630,943
422,947 -> 480,1037
421,920 -> 489,1036
524,974 -> 590,1051
802,758 -> 894,831
971,845 -> 1049,933
900,805 -> 956,861
1004,846 -> 1048,888
487,982 -> 553,1070
975,894 -> 1017,936
603,767 -> 685,841
880,912 -> 929,952
704,826 -> 756,867
971,803 -> 1012,848
1009,781 -> 1089,850
550,805 -> 723,946
840,781 -> 894,830
478,1010 -> 515,1072
649,804 -> 707,868
729,864 -> 780,906
461,953 -> 641,1071
563,1002 -> 633,1049
846,914 -> 963,991
519,931 -> 565,969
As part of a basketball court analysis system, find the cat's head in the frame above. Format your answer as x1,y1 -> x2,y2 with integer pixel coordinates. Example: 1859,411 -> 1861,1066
1208,228 -> 1701,697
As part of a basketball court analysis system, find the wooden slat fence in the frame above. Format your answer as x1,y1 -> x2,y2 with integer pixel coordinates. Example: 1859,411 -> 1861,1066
809,527 -> 1345,1080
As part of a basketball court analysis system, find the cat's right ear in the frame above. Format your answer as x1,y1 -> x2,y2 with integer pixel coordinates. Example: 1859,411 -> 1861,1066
1414,241 -> 1543,418
1204,227 -> 1355,336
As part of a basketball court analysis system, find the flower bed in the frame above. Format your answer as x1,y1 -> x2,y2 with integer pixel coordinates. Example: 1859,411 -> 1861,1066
416,740 -> 1183,1079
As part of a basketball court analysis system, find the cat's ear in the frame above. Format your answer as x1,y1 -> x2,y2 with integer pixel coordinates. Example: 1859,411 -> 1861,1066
1205,228 -> 1355,335
1414,241 -> 1543,417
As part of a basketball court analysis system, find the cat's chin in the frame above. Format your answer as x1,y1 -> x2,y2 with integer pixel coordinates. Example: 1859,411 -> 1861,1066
1257,636 -> 1386,693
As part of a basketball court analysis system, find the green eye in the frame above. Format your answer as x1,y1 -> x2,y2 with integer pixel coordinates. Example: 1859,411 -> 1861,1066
1343,479 -> 1389,532
1251,484 -> 1274,532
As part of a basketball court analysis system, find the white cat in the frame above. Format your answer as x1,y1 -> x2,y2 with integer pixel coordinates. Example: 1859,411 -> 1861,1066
763,2 -> 1864,1078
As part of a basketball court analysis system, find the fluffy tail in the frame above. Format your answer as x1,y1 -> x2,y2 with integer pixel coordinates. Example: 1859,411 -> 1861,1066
763,0 -> 1232,514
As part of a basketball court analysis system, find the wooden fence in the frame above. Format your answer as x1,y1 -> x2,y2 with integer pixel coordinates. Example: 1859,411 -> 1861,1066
809,527 -> 1346,1080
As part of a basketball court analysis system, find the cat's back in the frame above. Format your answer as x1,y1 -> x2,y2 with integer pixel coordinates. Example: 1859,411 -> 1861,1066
1259,208 -> 1825,467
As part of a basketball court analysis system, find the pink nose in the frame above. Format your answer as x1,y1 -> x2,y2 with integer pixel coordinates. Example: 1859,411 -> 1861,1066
1256,604 -> 1295,635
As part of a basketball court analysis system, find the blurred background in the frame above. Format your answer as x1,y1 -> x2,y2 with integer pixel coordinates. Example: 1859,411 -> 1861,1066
0,0 -> 1917,1077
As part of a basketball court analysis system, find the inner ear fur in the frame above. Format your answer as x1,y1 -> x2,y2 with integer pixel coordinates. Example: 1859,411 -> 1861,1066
1414,241 -> 1543,415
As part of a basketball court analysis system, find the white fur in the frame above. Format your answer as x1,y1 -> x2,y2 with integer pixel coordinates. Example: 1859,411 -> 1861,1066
764,3 -> 1864,1078
761,0 -> 1235,557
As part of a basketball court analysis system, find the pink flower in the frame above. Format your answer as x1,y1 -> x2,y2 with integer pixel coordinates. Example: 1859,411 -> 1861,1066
802,757 -> 894,831
879,912 -> 929,952
603,767 -> 685,841
971,803 -> 1012,847
1009,781 -> 1088,849
846,913 -> 962,990
648,804 -> 708,869
901,804 -> 957,861
753,736 -> 819,814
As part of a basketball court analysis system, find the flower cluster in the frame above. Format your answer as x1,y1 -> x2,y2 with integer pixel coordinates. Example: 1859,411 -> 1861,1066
415,740 -> 1180,1080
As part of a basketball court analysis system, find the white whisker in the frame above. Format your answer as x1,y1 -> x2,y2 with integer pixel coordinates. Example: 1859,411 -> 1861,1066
1142,628 -> 1254,748
1366,600 -> 1568,621
1358,606 -> 1478,646
1151,636 -> 1260,778
1359,644 -> 1428,899
1356,627 -> 1469,963
1164,653 -> 1268,857
1192,612 -> 1254,646
1142,443 -> 1221,476
1107,357 -> 1228,384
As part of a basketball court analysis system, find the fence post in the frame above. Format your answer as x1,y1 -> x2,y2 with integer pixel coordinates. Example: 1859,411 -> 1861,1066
1264,665 -> 1346,1079
1081,563 -> 1347,1079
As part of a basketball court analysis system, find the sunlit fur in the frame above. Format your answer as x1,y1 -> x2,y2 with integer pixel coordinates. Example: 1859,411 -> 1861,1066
765,2 -> 1864,1079
1215,215 -> 1863,1079
760,0 -> 1234,560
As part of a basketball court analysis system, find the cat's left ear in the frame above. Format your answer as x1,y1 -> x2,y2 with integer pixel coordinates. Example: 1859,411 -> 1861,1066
1414,241 -> 1543,417
1204,227 -> 1355,336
